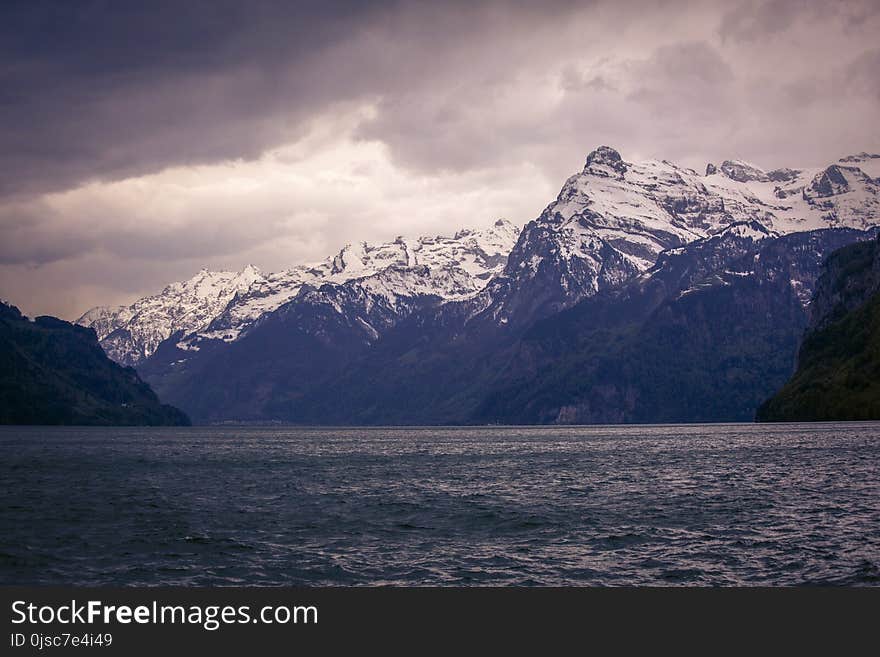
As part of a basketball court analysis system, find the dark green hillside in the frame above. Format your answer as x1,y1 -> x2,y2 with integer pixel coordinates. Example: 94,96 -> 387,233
758,237 -> 880,421
0,302 -> 189,425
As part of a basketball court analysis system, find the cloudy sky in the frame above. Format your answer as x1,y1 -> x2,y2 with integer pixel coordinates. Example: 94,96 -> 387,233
1,0 -> 878,319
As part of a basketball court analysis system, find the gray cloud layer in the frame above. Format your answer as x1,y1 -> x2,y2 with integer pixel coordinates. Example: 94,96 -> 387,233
1,0 -> 879,318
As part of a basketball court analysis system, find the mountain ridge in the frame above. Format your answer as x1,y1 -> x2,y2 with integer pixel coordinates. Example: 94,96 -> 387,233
74,145 -> 880,424
80,147 -> 880,367
78,219 -> 519,365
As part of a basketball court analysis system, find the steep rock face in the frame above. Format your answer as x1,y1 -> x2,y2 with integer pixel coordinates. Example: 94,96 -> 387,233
585,145 -> 629,174
757,235 -> 880,421
808,235 -> 880,330
0,302 -> 189,425
806,165 -> 852,198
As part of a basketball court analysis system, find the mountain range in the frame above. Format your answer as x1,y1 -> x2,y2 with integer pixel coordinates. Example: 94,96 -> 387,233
75,147 -> 880,424
78,220 -> 520,366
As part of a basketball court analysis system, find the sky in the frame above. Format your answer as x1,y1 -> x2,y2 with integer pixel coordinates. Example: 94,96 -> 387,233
1,0 -> 879,319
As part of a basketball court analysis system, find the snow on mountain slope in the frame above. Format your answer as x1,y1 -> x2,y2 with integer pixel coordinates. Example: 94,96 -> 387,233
468,146 -> 880,327
78,220 -> 519,364
79,147 -> 880,364
77,266 -> 264,366
703,154 -> 880,234
197,219 -> 519,344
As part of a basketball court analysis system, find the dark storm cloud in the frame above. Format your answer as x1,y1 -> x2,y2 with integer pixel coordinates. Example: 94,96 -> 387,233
0,0 -> 589,199
1,0 -> 879,319
0,0 -> 382,197
3,0 -> 874,200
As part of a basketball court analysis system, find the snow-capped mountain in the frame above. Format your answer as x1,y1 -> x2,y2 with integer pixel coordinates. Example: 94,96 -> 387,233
80,146 -> 880,369
112,145 -> 880,424
196,219 -> 518,344
470,146 -> 880,328
704,152 -> 880,232
78,220 -> 519,365
76,266 -> 263,366
472,225 -> 877,426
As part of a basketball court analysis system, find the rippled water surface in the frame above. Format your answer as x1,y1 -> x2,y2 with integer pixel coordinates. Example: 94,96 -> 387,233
2,424 -> 879,586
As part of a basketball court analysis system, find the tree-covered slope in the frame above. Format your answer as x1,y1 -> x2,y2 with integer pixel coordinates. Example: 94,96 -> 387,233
757,236 -> 880,421
0,302 -> 189,425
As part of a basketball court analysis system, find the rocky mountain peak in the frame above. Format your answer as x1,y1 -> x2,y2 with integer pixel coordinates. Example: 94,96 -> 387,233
585,146 -> 628,174
807,165 -> 851,198
720,159 -> 769,183
240,263 -> 262,276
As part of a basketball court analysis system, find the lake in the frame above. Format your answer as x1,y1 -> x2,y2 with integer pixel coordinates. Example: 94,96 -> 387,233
1,423 -> 879,586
